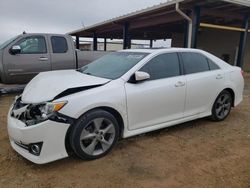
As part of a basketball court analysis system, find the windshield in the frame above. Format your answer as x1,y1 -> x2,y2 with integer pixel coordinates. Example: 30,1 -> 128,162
78,52 -> 149,79
0,36 -> 19,50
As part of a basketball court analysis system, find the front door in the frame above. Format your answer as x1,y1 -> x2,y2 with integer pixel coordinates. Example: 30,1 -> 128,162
3,35 -> 51,83
125,52 -> 186,130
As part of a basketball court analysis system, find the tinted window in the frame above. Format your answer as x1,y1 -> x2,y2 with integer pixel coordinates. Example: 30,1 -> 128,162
51,36 -> 68,53
140,53 -> 180,80
182,52 -> 209,74
207,58 -> 220,70
79,52 -> 148,79
15,36 -> 47,54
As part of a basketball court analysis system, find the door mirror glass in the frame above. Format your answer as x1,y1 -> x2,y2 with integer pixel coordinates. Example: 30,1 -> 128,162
135,71 -> 150,82
10,45 -> 21,55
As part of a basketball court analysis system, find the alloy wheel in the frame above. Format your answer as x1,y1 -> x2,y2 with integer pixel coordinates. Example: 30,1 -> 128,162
79,118 -> 116,156
215,93 -> 232,119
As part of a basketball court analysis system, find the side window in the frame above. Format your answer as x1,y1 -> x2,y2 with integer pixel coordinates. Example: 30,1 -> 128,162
51,36 -> 68,53
207,58 -> 220,70
15,36 -> 47,54
140,53 -> 180,80
181,52 -> 209,74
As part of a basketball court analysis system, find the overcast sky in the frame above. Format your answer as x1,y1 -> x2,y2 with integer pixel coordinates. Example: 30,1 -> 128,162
0,0 -> 169,44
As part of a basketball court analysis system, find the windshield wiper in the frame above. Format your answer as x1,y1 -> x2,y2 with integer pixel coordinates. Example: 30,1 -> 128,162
84,72 -> 93,76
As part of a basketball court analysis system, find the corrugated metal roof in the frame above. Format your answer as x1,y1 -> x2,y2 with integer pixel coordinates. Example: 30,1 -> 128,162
223,0 -> 250,6
68,0 -> 250,35
68,0 -> 183,34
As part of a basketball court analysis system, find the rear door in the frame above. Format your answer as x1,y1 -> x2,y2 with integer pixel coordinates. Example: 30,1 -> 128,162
3,35 -> 51,83
49,35 -> 76,70
125,52 -> 186,130
180,52 -> 224,117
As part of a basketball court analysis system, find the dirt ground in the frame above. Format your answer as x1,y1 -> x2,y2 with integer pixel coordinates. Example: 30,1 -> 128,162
0,75 -> 250,188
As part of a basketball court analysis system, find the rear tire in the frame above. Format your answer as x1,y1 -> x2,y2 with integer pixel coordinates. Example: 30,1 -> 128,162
211,90 -> 233,121
69,109 -> 120,160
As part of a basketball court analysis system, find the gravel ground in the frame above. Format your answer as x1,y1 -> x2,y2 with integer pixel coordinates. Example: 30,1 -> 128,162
0,74 -> 249,188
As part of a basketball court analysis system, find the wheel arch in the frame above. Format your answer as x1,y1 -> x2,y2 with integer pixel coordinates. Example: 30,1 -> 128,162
64,106 -> 125,154
223,88 -> 235,107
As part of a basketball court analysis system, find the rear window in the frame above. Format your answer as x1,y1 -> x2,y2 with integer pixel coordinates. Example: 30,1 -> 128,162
181,52 -> 209,74
51,36 -> 68,53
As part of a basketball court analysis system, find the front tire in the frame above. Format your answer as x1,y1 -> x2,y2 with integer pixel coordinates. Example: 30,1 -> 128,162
211,90 -> 233,121
70,109 -> 120,160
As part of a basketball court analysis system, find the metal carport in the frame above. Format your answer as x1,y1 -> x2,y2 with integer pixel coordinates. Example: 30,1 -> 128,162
68,0 -> 250,69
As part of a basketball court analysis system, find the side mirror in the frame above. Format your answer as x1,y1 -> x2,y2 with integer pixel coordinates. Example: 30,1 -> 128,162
10,45 -> 21,55
134,71 -> 150,82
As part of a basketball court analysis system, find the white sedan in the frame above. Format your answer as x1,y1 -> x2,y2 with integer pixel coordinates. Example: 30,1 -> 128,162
7,48 -> 244,164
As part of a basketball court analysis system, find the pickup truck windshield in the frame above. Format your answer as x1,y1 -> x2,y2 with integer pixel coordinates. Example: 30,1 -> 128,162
79,52 -> 149,79
0,36 -> 19,50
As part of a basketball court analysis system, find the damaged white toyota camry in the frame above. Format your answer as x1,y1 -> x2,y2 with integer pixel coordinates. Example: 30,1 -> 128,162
7,48 -> 244,164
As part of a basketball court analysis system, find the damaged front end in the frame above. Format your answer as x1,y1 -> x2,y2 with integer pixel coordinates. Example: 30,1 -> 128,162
11,96 -> 73,126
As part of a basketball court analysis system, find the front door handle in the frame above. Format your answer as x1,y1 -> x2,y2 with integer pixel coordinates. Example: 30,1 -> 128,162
38,57 -> 48,61
216,74 -> 223,79
175,81 -> 185,87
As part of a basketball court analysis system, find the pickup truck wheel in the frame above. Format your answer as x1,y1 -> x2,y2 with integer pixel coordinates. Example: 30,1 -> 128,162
70,109 -> 119,160
211,90 -> 232,121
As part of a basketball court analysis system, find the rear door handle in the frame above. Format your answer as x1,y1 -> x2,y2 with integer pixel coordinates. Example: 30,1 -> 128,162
216,74 -> 223,79
38,57 -> 48,61
175,81 -> 185,87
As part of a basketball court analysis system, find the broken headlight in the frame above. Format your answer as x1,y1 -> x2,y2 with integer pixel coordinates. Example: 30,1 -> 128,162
25,101 -> 67,126
39,101 -> 67,119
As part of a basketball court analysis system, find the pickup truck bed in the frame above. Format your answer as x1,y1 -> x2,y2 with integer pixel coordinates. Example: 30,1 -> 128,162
77,51 -> 110,68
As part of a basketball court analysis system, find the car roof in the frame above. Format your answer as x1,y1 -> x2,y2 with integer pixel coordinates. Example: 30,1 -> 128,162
119,48 -> 204,54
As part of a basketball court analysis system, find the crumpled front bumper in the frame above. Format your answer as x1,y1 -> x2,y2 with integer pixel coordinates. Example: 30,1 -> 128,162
7,110 -> 70,164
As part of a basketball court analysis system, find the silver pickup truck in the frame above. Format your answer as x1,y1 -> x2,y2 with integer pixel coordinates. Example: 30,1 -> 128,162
0,33 -> 109,84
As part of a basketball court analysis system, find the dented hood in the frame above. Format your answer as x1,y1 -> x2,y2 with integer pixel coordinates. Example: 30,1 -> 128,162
21,70 -> 110,103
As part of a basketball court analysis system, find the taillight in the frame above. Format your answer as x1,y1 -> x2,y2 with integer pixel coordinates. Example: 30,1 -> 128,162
241,70 -> 244,77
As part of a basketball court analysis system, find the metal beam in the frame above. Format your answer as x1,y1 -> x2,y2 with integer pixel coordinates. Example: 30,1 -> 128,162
150,39 -> 153,48
75,35 -> 80,49
93,32 -> 98,51
183,20 -> 189,48
237,15 -> 249,68
123,22 -> 131,49
200,23 -> 250,32
104,38 -> 107,51
191,6 -> 201,48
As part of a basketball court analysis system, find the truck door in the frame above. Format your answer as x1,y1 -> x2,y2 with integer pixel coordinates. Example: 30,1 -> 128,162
49,35 -> 76,70
3,35 -> 51,84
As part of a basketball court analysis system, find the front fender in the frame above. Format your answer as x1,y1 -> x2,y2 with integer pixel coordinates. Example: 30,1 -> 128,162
56,79 -> 128,131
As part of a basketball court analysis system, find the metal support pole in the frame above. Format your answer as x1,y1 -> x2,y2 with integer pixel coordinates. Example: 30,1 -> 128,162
123,22 -> 130,49
75,35 -> 80,49
150,39 -> 153,48
191,6 -> 201,48
237,15 -> 249,68
128,38 -> 131,49
104,38 -> 107,51
93,33 -> 98,51
183,20 -> 189,48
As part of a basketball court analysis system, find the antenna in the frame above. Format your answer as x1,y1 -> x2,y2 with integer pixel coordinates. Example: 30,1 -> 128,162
81,21 -> 85,29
